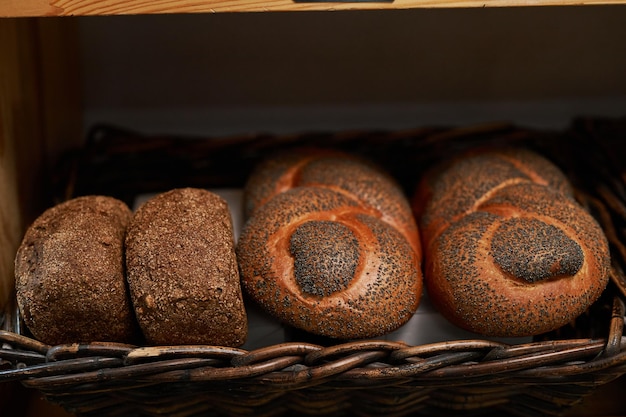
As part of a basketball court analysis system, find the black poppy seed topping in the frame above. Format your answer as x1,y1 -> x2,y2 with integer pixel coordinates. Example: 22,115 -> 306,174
300,157 -> 411,219
437,211 -> 496,287
243,153 -> 304,219
290,220 -> 360,297
493,148 -> 574,197
422,155 -> 529,226
491,217 -> 584,283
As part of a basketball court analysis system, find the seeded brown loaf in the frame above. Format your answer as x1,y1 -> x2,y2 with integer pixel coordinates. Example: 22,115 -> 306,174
415,148 -> 611,337
125,188 -> 247,347
237,150 -> 422,339
14,196 -> 136,345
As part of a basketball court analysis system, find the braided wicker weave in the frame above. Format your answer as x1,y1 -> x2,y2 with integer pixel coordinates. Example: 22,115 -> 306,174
2,117 -> 626,416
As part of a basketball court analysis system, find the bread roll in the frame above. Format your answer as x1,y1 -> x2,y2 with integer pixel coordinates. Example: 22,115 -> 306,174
415,148 -> 610,337
243,149 -> 420,255
237,150 -> 422,339
125,188 -> 247,346
14,196 -> 136,345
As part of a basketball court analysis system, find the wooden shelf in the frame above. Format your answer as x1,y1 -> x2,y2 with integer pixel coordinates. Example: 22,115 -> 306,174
1,0 -> 625,17
1,5 -> 626,417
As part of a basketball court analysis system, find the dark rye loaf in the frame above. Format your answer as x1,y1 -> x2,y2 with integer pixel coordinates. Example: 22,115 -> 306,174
125,188 -> 247,347
15,196 -> 136,345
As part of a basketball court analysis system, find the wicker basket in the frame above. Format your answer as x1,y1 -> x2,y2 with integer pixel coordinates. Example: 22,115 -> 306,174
2,117 -> 626,416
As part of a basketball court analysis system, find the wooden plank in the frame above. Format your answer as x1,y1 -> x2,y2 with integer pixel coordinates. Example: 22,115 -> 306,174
1,0 -> 625,17
0,17 -> 80,313
0,19 -> 37,313
36,18 -> 83,167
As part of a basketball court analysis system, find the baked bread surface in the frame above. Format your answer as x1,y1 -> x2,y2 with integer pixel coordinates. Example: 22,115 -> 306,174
416,148 -> 610,337
237,150 -> 422,339
125,188 -> 247,346
15,196 -> 136,345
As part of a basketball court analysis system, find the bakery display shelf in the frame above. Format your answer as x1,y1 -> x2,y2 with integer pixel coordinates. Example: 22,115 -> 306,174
2,116 -> 626,417
1,0 -> 625,17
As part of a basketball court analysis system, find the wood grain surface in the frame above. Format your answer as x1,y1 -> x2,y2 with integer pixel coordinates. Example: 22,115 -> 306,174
0,19 -> 31,312
0,18 -> 81,312
1,0 -> 626,17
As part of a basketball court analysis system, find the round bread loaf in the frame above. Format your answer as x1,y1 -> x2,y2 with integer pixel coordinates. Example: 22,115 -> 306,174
125,188 -> 247,346
415,148 -> 611,337
14,196 -> 136,345
237,150 -> 421,339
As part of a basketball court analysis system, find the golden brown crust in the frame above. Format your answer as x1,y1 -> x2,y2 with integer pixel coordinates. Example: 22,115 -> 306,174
415,148 -> 610,337
15,196 -> 136,345
245,149 -> 421,256
126,188 -> 247,346
238,150 -> 422,339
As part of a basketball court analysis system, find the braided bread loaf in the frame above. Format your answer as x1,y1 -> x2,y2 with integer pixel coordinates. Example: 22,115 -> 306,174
415,148 -> 611,337
237,150 -> 422,339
